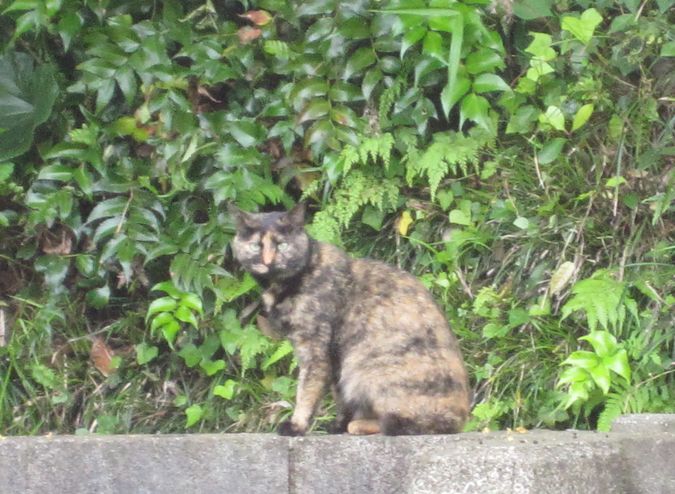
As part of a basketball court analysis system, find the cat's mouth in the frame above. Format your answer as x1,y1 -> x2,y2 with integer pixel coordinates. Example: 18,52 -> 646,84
251,263 -> 271,275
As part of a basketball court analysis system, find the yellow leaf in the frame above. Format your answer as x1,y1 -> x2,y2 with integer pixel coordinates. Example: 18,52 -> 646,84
549,261 -> 576,296
397,210 -> 413,236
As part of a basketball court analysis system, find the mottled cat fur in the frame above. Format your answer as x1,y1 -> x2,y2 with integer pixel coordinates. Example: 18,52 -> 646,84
229,203 -> 470,436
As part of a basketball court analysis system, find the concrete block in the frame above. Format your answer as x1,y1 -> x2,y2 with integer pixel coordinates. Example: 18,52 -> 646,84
0,434 -> 288,494
612,413 -> 675,433
290,431 -> 628,494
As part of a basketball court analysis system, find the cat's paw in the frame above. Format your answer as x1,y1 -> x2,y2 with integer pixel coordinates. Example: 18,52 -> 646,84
325,419 -> 348,434
277,420 -> 305,436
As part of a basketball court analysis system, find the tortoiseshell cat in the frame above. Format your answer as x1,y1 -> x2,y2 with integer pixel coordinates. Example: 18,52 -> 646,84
229,203 -> 470,436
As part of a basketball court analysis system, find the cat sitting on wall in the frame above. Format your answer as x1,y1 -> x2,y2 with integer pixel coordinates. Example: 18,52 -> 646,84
229,203 -> 470,436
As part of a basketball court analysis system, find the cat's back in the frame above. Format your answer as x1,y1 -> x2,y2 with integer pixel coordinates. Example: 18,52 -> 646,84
338,255 -> 470,434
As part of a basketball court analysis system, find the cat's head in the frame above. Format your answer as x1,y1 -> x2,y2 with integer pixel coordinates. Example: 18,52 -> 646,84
229,203 -> 311,280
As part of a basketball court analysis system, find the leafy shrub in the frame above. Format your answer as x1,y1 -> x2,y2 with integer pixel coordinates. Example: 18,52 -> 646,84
0,0 -> 672,434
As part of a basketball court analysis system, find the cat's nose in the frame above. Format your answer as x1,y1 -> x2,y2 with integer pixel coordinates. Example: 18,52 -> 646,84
262,247 -> 275,265
261,232 -> 276,265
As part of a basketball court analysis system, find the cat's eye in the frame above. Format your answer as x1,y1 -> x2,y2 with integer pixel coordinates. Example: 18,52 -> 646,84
277,242 -> 290,253
248,243 -> 261,254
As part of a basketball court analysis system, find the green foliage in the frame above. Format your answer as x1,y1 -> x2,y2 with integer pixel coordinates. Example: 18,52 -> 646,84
1,0 -> 672,434
0,52 -> 58,160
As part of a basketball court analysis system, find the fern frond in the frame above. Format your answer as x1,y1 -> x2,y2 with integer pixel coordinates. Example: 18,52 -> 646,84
561,272 -> 628,332
405,130 -> 491,200
340,133 -> 395,174
379,74 -> 407,127
597,390 -> 628,432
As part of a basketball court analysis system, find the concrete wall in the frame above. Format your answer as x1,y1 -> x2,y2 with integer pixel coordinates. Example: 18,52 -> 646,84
1,414 -> 673,494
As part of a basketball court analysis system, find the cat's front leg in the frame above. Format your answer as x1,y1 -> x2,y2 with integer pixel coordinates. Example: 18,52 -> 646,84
278,358 -> 331,436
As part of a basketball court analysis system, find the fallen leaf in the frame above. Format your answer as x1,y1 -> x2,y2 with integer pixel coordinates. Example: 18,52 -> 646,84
396,210 -> 414,236
549,261 -> 576,296
40,226 -> 74,255
90,336 -> 115,376
237,26 -> 262,44
239,10 -> 272,26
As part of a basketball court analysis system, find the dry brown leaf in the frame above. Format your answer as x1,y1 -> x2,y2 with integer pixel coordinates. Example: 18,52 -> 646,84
237,26 -> 262,44
238,10 -> 272,26
40,226 -> 74,255
90,336 -> 115,377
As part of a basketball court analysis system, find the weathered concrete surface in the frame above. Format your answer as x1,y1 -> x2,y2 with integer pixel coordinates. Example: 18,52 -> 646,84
612,413 -> 675,433
0,434 -> 288,494
1,415 -> 674,494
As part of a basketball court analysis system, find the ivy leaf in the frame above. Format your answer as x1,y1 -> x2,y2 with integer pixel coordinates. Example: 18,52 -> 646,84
185,404 -> 204,428
214,379 -> 238,400
539,106 -> 565,132
525,33 -> 556,62
561,8 -> 603,45
135,342 -> 159,365
440,76 -> 470,117
459,93 -> 492,132
449,209 -> 472,226
199,358 -> 226,376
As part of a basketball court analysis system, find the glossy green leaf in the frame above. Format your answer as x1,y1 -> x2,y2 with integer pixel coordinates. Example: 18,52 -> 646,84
572,104 -> 594,131
361,68 -> 382,100
146,296 -> 178,321
563,350 -> 599,370
473,73 -> 510,93
440,76 -> 470,117
588,362 -> 611,394
180,293 -> 204,315
604,348 -> 631,382
422,31 -> 445,63
513,0 -> 553,19
174,304 -> 199,328
580,331 -> 617,358
86,285 -> 110,309
343,47 -> 376,80
401,26 -> 427,57
459,93 -> 491,132
0,53 -> 58,161
465,49 -> 504,74
537,137 -> 567,165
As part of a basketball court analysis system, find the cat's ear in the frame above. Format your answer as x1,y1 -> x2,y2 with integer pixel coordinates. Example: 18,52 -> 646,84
286,203 -> 306,228
228,203 -> 257,231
